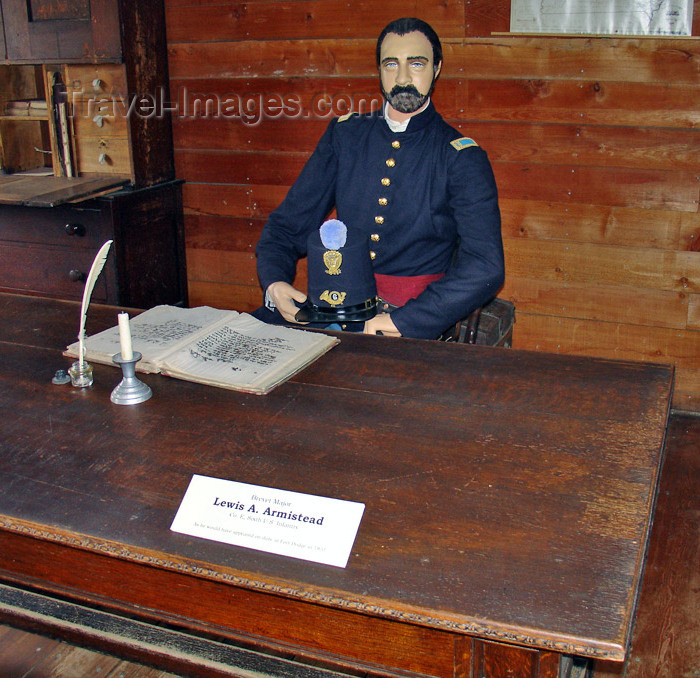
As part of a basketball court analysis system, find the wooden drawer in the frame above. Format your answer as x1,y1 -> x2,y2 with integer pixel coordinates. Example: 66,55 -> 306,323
67,64 -> 132,177
64,64 -> 127,101
72,107 -> 129,138
73,136 -> 131,175
0,203 -> 110,248
0,241 -> 113,301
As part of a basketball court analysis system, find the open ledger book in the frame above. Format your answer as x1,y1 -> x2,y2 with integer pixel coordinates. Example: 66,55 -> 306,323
65,306 -> 339,395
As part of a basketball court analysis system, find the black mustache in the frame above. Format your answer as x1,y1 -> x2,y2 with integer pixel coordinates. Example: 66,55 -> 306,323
389,84 -> 422,97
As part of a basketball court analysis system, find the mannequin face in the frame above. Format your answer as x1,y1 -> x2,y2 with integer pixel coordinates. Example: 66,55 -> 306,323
379,31 -> 441,117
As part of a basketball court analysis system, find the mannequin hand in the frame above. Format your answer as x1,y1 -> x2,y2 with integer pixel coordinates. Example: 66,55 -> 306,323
267,282 -> 308,323
364,313 -> 401,337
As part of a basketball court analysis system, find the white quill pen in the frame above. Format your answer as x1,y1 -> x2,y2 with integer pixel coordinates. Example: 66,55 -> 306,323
78,239 -> 113,366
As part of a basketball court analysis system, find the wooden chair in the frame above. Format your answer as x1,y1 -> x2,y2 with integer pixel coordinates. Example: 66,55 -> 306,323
446,297 -> 515,346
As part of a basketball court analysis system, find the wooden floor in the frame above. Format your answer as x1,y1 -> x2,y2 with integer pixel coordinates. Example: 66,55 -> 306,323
0,623 -> 179,677
0,412 -> 697,678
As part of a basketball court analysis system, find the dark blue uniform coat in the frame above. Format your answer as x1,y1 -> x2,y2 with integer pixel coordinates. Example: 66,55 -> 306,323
255,101 -> 504,339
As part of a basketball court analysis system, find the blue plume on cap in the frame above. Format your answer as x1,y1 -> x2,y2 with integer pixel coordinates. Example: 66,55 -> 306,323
319,219 -> 347,250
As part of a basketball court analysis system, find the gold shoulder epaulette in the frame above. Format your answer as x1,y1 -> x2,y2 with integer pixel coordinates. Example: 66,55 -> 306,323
450,137 -> 479,151
337,112 -> 355,123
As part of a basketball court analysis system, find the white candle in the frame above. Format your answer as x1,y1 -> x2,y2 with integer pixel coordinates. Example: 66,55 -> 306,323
118,312 -> 133,360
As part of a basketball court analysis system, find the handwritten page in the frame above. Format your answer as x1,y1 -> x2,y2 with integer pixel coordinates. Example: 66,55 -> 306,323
65,305 -> 339,394
160,313 -> 335,393
66,305 -> 236,372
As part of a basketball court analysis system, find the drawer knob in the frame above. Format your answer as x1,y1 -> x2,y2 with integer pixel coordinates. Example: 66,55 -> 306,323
65,223 -> 86,237
69,269 -> 86,283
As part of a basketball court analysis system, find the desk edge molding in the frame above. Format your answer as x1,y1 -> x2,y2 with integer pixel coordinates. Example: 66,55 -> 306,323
0,515 -> 627,662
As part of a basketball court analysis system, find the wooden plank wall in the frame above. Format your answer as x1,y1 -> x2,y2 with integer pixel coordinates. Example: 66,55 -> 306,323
164,0 -> 700,412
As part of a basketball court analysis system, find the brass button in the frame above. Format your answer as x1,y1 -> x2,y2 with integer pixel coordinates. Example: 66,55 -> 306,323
386,158 -> 395,168
381,177 -> 391,186
378,197 -> 388,206
370,251 -> 376,260
392,140 -> 401,149
371,233 -> 380,242
374,216 -> 384,224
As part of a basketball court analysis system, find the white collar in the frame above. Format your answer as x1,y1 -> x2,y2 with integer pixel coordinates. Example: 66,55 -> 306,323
384,99 -> 431,133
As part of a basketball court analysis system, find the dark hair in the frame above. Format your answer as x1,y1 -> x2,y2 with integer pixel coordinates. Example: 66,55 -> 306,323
376,18 -> 443,73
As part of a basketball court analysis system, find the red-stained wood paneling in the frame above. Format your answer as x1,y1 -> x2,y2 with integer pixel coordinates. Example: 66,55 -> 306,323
166,0 -> 465,43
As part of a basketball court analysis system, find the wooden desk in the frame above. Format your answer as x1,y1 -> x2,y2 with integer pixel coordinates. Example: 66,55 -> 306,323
0,294 -> 674,678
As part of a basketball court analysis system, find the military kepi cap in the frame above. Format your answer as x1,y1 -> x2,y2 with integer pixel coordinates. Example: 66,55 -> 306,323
295,219 -> 377,324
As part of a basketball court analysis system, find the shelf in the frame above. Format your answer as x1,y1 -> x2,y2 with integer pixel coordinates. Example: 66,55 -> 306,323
0,114 -> 49,121
0,174 -> 130,207
0,65 -> 52,174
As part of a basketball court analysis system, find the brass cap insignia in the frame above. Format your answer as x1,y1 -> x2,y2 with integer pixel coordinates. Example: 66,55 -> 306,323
323,249 -> 342,275
320,290 -> 347,306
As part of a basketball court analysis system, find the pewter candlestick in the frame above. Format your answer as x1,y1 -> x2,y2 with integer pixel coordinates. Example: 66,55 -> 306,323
111,352 -> 152,405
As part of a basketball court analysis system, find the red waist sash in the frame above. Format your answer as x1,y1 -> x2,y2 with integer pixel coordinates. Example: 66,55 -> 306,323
375,272 -> 444,307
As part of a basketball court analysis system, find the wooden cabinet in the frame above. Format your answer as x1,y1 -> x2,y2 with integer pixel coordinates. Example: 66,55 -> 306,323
1,0 -> 121,63
0,0 -> 186,308
0,0 -> 174,186
0,180 -> 186,307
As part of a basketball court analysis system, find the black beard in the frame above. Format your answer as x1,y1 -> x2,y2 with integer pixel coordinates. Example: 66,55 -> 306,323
382,83 -> 429,114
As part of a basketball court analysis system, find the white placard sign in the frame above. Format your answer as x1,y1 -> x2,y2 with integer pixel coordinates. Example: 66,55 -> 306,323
510,0 -> 693,36
170,475 -> 365,568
